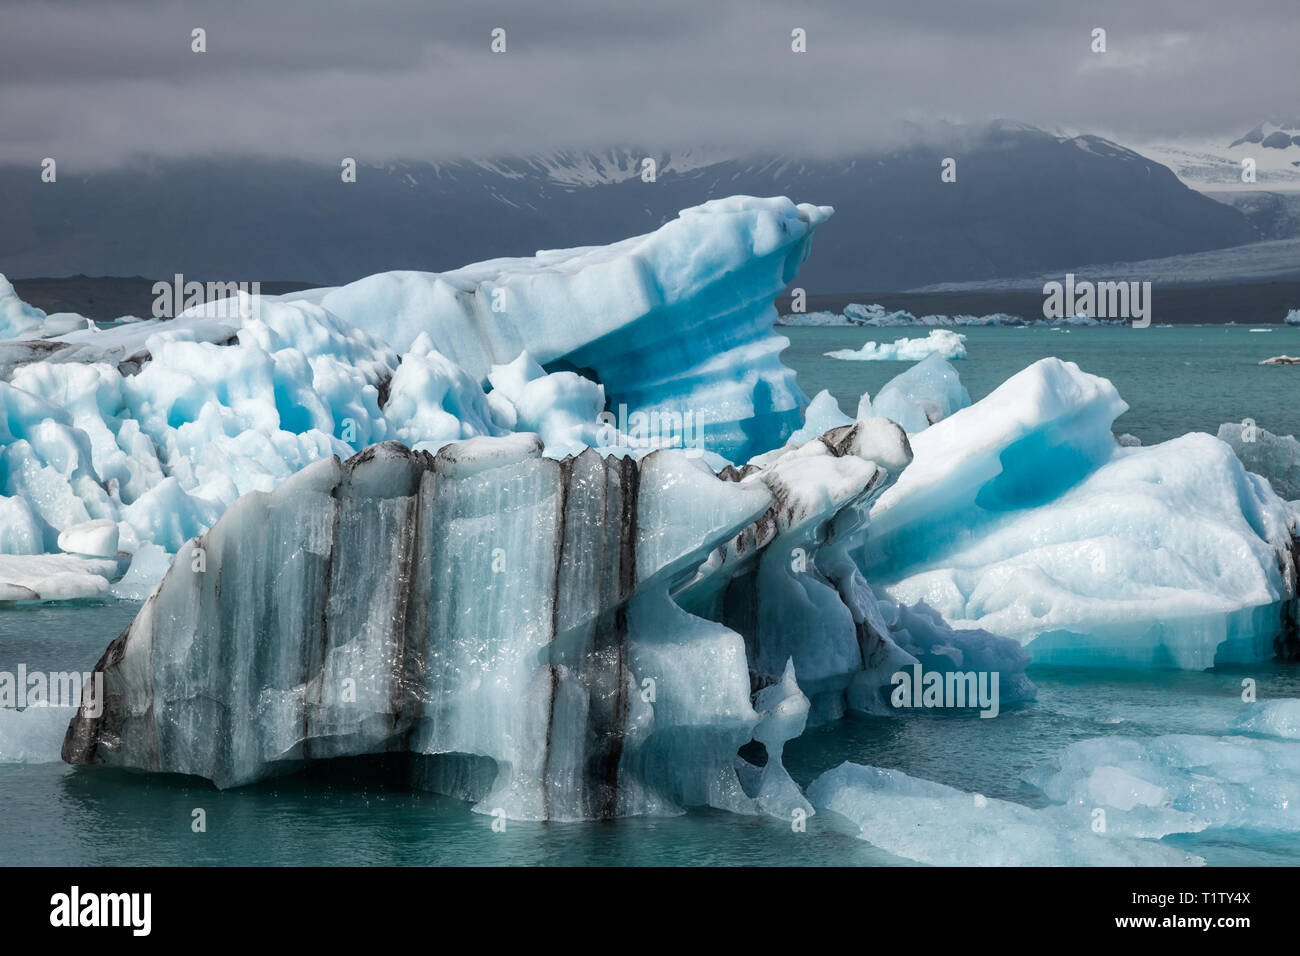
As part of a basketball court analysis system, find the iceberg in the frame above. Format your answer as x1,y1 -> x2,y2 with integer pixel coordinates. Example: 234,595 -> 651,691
810,700 -> 1300,863
807,761 -> 1202,866
0,276 -> 49,340
0,198 -> 831,600
1024,706 -> 1300,836
60,420 -> 1036,811
824,329 -> 966,362
778,302 -> 1121,328
279,196 -> 831,462
57,438 -> 781,813
0,552 -> 128,602
1218,421 -> 1300,501
0,275 -> 95,341
863,354 -> 971,434
1231,698 -> 1300,740
865,358 -> 1300,668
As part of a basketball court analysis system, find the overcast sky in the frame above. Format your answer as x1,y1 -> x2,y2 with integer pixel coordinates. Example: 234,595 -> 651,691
2,0 -> 1296,169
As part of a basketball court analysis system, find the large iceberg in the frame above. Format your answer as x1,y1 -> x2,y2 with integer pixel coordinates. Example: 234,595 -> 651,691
62,427 -> 1029,816
0,191 -> 1291,848
0,197 -> 830,598
278,196 -> 830,462
864,358 -> 1300,668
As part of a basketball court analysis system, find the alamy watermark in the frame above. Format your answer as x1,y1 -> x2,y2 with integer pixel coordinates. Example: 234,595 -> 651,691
50,886 -> 150,936
595,404 -> 706,457
0,665 -> 103,717
1042,273 -> 1151,328
890,663 -> 1000,718
152,273 -> 261,321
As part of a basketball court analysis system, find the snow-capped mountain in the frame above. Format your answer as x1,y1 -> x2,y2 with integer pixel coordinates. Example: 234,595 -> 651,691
0,122 -> 1258,291
1135,118 -> 1300,192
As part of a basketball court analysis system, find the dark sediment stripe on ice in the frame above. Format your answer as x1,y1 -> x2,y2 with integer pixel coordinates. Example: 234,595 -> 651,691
61,624 -> 131,765
400,471 -> 437,738
386,491 -> 422,732
303,486 -> 342,761
580,456 -> 638,819
540,456 -> 573,820
1273,534 -> 1300,660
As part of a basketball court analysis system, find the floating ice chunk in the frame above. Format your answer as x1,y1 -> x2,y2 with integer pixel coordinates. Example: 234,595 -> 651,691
825,329 -> 966,362
57,518 -> 119,557
808,761 -> 1202,866
0,274 -> 48,339
779,303 -> 1031,327
109,542 -> 173,601
37,313 -> 93,336
1230,699 -> 1300,740
1024,729 -> 1300,835
0,553 -> 125,601
776,310 -> 860,327
867,359 -> 1299,668
1218,421 -> 1300,501
869,354 -> 971,433
0,706 -> 84,763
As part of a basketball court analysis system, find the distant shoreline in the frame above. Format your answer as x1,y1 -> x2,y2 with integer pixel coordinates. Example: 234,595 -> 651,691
775,282 -> 1300,326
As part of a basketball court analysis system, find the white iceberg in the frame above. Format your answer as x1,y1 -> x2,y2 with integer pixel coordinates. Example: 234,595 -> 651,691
1217,420 -> 1300,501
825,329 -> 966,362
864,353 -> 971,433
865,358 -> 1299,668
0,198 -> 831,600
1024,712 -> 1300,836
807,761 -> 1201,866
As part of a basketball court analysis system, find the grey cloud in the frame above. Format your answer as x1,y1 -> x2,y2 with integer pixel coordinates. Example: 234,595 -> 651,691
1,0 -> 1296,168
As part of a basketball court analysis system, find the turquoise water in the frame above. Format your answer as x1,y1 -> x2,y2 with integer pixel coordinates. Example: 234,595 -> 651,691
2,327 -> 1299,866
781,325 -> 1300,445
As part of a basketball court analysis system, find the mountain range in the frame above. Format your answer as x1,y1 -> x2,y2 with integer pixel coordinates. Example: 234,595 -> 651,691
0,120 -> 1282,293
